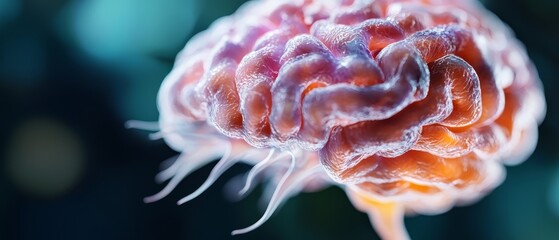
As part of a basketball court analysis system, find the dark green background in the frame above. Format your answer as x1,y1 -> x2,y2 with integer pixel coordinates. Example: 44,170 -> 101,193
1,0 -> 558,239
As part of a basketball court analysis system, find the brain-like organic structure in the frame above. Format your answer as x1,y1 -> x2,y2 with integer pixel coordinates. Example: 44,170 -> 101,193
137,0 -> 546,239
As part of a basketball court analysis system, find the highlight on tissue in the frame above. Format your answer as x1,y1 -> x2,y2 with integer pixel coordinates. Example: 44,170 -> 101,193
127,0 -> 546,239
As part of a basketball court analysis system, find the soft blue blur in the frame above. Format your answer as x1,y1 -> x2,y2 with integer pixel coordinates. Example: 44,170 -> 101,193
0,0 -> 20,27
56,0 -> 199,120
66,0 -> 198,60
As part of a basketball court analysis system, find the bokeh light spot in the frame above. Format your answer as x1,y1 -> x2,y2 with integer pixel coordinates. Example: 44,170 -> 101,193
68,0 -> 198,60
5,118 -> 86,198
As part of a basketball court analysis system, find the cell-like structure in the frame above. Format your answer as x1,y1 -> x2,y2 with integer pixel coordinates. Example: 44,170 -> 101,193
131,0 -> 546,239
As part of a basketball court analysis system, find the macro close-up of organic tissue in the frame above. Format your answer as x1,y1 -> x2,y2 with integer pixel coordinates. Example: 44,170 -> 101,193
0,0 -> 558,240
130,0 -> 546,239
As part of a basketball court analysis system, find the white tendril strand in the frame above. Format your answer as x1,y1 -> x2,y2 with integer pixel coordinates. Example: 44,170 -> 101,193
231,151 -> 299,235
154,155 -> 181,183
143,156 -> 196,203
257,155 -> 300,209
238,149 -> 277,196
177,141 -> 234,205
143,141 -> 229,203
126,119 -> 225,143
124,120 -> 160,131
153,142 -> 215,183
172,144 -> 268,204
148,131 -> 223,141
232,154 -> 326,235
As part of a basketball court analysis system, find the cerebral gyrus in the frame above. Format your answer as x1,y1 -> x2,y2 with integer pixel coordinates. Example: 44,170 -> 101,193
129,0 -> 546,239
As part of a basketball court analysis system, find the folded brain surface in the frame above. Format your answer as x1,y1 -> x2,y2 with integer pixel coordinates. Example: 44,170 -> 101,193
148,0 -> 546,239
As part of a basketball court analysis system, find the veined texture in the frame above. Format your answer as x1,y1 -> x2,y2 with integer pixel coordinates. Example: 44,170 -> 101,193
136,0 -> 546,239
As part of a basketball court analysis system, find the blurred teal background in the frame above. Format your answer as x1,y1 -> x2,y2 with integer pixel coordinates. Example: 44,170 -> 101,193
0,0 -> 557,239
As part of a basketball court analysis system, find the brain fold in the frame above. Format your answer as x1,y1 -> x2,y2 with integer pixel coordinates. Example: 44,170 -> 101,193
153,0 -> 546,239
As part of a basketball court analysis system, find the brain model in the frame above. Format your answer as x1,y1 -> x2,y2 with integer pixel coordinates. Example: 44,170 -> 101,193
134,0 -> 546,239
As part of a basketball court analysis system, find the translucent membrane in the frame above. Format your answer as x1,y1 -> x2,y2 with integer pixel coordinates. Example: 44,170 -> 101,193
145,0 -> 546,239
